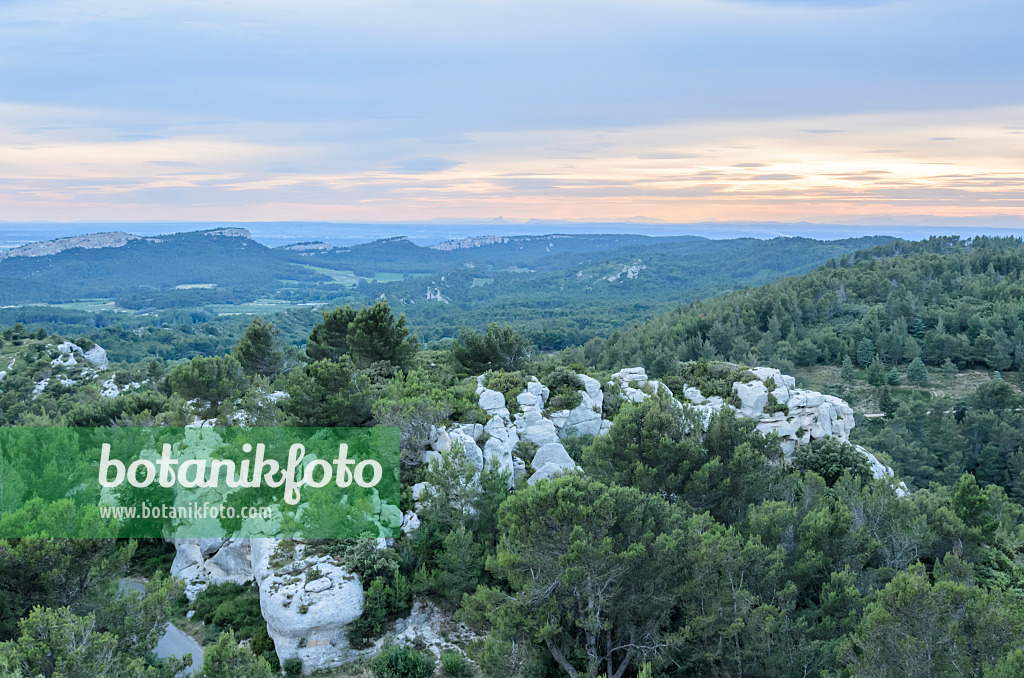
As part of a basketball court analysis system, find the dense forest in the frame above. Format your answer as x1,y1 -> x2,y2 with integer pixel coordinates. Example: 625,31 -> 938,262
3,235 -> 1024,678
0,230 -> 888,359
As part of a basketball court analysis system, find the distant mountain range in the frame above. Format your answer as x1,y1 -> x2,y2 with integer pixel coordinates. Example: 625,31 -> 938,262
0,226 -> 894,353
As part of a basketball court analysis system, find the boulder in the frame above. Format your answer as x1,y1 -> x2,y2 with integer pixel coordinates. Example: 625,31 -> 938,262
259,557 -> 366,672
84,345 -> 108,369
517,408 -> 559,446
478,388 -> 506,413
533,443 -> 575,471
732,381 -> 768,418
528,462 -> 574,485
449,430 -> 483,470
203,539 -> 253,584
527,378 -> 550,403
683,386 -> 707,404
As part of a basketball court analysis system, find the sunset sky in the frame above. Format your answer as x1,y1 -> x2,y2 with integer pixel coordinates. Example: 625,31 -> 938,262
1,0 -> 1022,224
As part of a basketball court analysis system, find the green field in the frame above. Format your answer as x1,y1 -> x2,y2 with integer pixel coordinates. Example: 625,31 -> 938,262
471,277 -> 495,287
299,264 -> 361,286
207,299 -> 316,315
46,298 -> 131,313
299,265 -> 406,286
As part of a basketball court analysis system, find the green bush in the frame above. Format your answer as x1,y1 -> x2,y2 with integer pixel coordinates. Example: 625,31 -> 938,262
675,359 -> 754,399
371,644 -> 436,678
440,650 -> 473,677
542,366 -> 583,411
283,656 -> 303,678
484,370 -> 528,414
190,581 -> 276,657
348,574 -> 413,647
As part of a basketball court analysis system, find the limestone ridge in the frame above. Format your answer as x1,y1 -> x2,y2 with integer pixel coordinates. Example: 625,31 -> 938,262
0,232 -> 140,260
0,227 -> 253,261
430,235 -> 510,251
201,227 -> 252,238
419,364 -> 906,494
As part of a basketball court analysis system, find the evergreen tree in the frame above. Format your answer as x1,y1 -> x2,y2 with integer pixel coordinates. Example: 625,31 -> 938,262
841,355 -> 856,381
305,305 -> 357,362
492,475 -> 683,678
233,317 -> 284,379
346,301 -> 418,369
282,357 -> 370,426
886,367 -> 901,386
857,337 -> 876,367
867,356 -> 886,386
941,358 -> 958,379
196,630 -> 275,678
906,357 -> 929,386
877,385 -> 897,418
451,323 -> 531,373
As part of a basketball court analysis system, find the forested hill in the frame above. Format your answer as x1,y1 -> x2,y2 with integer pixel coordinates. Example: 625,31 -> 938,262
0,228 -> 891,358
363,235 -> 894,348
581,236 -> 1024,378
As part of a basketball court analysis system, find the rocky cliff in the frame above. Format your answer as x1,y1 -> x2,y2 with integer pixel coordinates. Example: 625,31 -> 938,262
0,232 -> 140,260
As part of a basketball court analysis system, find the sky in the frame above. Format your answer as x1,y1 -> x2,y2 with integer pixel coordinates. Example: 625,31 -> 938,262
0,0 -> 1022,225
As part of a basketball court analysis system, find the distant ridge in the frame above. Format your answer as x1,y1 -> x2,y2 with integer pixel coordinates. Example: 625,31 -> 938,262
431,235 -> 510,251
0,227 -> 252,260
0,231 -> 140,260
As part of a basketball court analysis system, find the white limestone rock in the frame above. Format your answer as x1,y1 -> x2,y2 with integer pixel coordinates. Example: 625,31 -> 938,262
449,430 -> 483,470
84,345 -> 108,369
732,380 -> 769,418
527,378 -> 550,403
528,462 -> 575,485
259,557 -> 365,673
533,442 -> 575,471
478,388 -> 506,413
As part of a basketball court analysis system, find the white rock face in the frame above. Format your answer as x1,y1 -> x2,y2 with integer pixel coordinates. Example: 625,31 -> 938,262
733,381 -> 769,419
529,462 -> 573,485
857,445 -> 909,497
84,345 -> 108,369
257,548 -> 366,673
170,537 -> 255,600
555,374 -> 604,437
533,442 -> 576,471
478,388 -> 505,413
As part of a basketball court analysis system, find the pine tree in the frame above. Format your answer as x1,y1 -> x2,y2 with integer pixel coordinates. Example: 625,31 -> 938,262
841,355 -> 856,381
886,367 -> 902,386
906,357 -> 928,386
867,356 -> 886,386
305,305 -> 357,362
233,317 -> 283,379
857,337 -> 876,367
346,301 -> 418,369
878,386 -> 897,417
941,358 -> 958,379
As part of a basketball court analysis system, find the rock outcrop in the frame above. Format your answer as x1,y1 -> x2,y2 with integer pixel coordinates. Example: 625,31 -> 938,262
254,540 -> 367,673
0,232 -> 139,260
169,361 -> 908,674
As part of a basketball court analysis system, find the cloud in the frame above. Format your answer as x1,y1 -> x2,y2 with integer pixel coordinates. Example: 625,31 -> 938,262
391,157 -> 463,174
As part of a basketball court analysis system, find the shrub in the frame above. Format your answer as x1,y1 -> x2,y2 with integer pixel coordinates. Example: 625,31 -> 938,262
283,657 -> 304,678
542,367 -> 583,411
484,370 -> 528,414
371,645 -> 436,678
675,359 -> 754,399
440,651 -> 473,677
